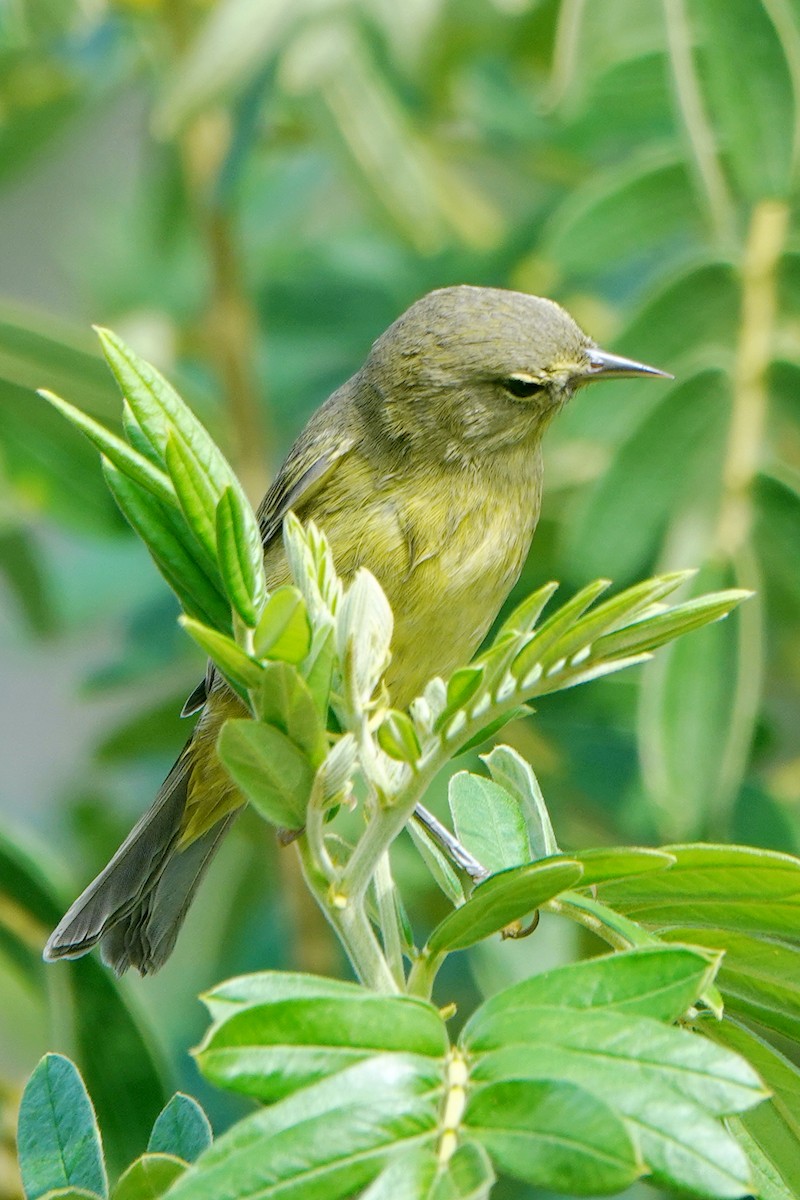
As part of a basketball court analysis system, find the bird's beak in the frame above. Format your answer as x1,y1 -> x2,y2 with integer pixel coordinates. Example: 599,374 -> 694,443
581,347 -> 673,382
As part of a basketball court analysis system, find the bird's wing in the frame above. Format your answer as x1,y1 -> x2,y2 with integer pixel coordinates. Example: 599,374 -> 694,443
257,436 -> 355,548
180,415 -> 357,718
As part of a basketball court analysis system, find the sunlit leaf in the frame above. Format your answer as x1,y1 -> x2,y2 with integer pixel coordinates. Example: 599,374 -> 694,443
197,990 -> 447,1102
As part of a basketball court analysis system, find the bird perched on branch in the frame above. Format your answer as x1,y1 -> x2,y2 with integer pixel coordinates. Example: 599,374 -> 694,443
44,285 -> 668,974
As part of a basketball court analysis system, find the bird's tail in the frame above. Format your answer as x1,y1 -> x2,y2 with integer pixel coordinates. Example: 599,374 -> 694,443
44,742 -> 236,975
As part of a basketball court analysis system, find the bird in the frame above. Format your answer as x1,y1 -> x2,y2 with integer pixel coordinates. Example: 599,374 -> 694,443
44,285 -> 668,974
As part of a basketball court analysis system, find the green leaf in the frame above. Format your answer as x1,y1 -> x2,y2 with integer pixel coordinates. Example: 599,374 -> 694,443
302,624 -> 336,715
201,970 -> 363,1022
637,561 -> 757,840
216,486 -> 268,628
448,772 -> 531,874
196,991 -> 447,1102
704,1019 -> 800,1199
94,328 -> 193,462
573,846 -> 677,886
378,709 -> 422,763
511,578 -> 611,684
658,926 -> 800,1043
544,152 -> 702,272
111,1154 -> 186,1200
426,859 -> 583,956
465,986 -> 762,1199
37,1190 -> 102,1199
103,464 -> 230,632
595,843 -> 800,942
434,666 -> 486,730
39,389 -> 176,508
179,618 -> 262,691
564,371 -> 729,580
690,0 -> 796,198
147,1094 -> 212,1163
359,1142 -> 494,1200
563,570 -> 695,662
18,1054 -> 108,1200
467,1007 -> 764,1117
164,429 -> 220,565
253,660 -> 327,764
160,1055 -> 442,1200
593,587 -> 751,659
494,581 -> 559,640
481,745 -> 558,857
465,1078 -> 640,1194
96,328 -> 262,570
463,945 -> 722,1030
253,586 -> 311,662
0,308 -> 118,417
0,525 -> 56,635
217,718 -> 313,829
123,401 -> 162,467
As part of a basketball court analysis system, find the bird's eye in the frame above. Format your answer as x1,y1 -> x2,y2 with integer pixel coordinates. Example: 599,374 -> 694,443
502,375 -> 545,400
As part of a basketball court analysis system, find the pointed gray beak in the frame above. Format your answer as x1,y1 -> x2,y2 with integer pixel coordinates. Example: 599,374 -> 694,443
582,347 -> 673,381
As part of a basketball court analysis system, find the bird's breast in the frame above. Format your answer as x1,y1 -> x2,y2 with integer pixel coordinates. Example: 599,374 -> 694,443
376,450 -> 544,705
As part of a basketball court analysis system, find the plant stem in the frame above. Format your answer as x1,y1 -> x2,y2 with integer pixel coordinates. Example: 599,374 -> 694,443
716,198 -> 789,554
406,948 -> 444,1001
295,832 -> 397,992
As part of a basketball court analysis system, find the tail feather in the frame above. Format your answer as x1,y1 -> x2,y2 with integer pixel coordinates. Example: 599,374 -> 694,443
44,742 -> 235,974
100,812 -> 237,974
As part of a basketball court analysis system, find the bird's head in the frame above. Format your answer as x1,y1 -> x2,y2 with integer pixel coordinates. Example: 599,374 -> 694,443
359,285 -> 669,457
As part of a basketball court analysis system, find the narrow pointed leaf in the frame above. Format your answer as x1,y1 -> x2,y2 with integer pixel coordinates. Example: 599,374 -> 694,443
511,579 -> 611,681
496,581 -> 559,639
179,619 -> 262,691
593,590 -> 751,659
39,389 -> 175,507
165,429 -> 220,563
216,486 -> 263,626
103,463 -> 230,631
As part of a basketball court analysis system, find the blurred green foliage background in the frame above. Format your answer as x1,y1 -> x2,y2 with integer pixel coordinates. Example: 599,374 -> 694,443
1,0 -> 799,1196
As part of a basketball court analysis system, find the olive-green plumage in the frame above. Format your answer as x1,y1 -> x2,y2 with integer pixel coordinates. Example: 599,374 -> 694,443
44,285 -> 666,974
